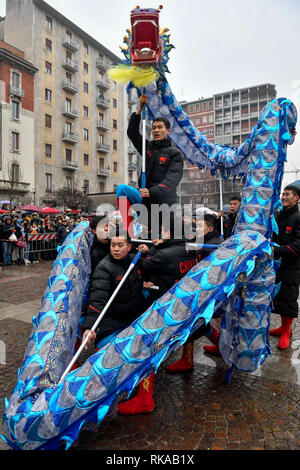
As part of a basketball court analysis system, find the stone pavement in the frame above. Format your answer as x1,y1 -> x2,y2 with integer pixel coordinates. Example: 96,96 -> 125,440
0,261 -> 299,451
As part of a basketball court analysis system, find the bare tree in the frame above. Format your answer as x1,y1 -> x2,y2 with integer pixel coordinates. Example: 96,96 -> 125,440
53,180 -> 90,211
0,161 -> 25,209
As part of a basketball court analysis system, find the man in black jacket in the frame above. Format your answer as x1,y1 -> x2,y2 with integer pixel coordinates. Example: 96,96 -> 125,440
118,214 -> 199,415
82,232 -> 146,350
271,184 -> 300,349
117,94 -> 183,237
217,195 -> 241,239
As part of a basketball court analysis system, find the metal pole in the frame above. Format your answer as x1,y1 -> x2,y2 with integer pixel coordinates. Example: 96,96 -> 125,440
59,251 -> 142,383
141,88 -> 147,189
219,171 -> 224,238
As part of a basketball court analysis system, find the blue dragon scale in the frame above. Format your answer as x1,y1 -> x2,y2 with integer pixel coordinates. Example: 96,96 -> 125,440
1,7 -> 297,451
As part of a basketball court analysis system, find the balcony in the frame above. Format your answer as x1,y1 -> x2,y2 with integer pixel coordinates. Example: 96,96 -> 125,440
63,35 -> 79,52
96,58 -> 109,71
97,168 -> 110,177
128,145 -> 136,154
96,120 -> 110,131
0,179 -> 30,192
9,84 -> 24,99
63,58 -> 79,72
96,142 -> 110,153
62,132 -> 79,143
96,79 -> 110,90
62,107 -> 79,119
62,160 -> 79,170
128,163 -> 137,171
96,97 -> 110,109
62,80 -> 79,94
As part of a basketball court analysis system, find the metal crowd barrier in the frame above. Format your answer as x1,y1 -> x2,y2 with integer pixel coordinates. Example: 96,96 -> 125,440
26,232 -> 58,263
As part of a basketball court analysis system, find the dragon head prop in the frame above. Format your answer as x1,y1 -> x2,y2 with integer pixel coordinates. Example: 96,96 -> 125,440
108,5 -> 174,87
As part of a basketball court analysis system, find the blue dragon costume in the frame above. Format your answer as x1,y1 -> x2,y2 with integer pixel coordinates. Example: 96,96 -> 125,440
1,6 -> 297,450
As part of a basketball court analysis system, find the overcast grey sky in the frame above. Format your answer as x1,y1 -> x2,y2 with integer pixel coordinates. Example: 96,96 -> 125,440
1,0 -> 299,184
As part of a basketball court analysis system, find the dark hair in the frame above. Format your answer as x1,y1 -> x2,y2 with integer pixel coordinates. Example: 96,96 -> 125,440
204,213 -> 217,229
111,223 -> 131,244
161,212 -> 184,239
152,116 -> 171,130
89,215 -> 107,231
230,195 -> 241,202
284,185 -> 300,198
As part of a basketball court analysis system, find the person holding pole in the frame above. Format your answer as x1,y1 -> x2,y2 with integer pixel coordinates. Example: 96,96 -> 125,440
116,94 -> 184,237
81,229 -> 146,351
217,195 -> 241,240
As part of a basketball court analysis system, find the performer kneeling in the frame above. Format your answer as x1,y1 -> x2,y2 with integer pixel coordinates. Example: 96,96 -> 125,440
81,229 -> 146,354
117,213 -> 201,415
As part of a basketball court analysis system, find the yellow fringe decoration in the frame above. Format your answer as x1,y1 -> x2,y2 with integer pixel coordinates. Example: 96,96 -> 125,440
108,64 -> 158,87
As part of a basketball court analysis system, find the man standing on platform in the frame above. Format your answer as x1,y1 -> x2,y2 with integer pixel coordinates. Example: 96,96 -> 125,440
117,94 -> 183,237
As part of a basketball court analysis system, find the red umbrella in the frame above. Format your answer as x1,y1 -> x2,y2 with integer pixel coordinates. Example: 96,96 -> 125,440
19,204 -> 43,213
0,209 -> 7,214
41,207 -> 61,214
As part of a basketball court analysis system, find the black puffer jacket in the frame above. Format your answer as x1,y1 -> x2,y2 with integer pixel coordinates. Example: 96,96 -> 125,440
272,203 -> 300,318
90,238 -> 110,275
127,113 -> 183,205
141,239 -> 197,297
83,253 -> 146,343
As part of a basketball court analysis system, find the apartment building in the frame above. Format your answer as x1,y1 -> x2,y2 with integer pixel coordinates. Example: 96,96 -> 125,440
0,40 -> 37,204
3,0 -> 126,206
180,83 -> 276,209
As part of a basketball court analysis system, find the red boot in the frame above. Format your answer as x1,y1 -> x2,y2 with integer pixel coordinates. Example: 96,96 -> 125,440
166,342 -> 194,373
203,325 -> 221,356
278,316 -> 293,350
118,372 -> 155,415
269,323 -> 292,337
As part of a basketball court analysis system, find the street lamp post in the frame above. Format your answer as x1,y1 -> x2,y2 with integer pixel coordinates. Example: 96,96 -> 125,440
32,188 -> 36,205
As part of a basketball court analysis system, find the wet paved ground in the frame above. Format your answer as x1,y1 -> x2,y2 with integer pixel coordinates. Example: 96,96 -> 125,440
0,261 -> 299,451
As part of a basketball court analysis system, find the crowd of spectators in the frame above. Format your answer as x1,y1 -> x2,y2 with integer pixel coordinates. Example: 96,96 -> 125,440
0,204 -> 90,266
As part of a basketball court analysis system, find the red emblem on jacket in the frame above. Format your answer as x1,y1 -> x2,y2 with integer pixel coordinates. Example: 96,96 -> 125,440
160,156 -> 167,163
285,226 -> 292,232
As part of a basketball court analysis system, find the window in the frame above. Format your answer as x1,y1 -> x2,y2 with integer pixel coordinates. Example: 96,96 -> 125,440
202,115 -> 207,123
45,88 -> 52,102
66,149 -> 72,163
45,61 -> 52,74
66,50 -> 72,64
12,101 -> 20,119
83,106 -> 88,117
209,100 -> 213,109
99,134 -> 104,144
46,173 -> 52,192
209,129 -> 214,136
83,128 -> 89,141
83,153 -> 89,166
195,103 -> 200,112
113,119 -> 117,129
99,157 -> 104,169
11,71 -> 20,88
11,132 -> 19,150
45,143 -> 52,158
113,139 -> 117,150
189,104 -> 194,113
66,72 -> 72,83
99,181 -> 105,192
113,81 -> 117,91
113,161 -> 118,172
195,117 -> 200,126
45,38 -> 52,52
65,122 -> 72,133
83,42 -> 89,54
83,180 -> 89,194
45,114 -> 52,128
11,163 -> 19,182
46,15 -> 52,30
83,82 -> 88,93
98,112 -> 104,124
66,176 -> 73,189
65,98 -> 72,112
209,114 -> 213,123
83,62 -> 89,74
113,98 -> 117,108
66,30 -> 72,40
202,102 -> 207,111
